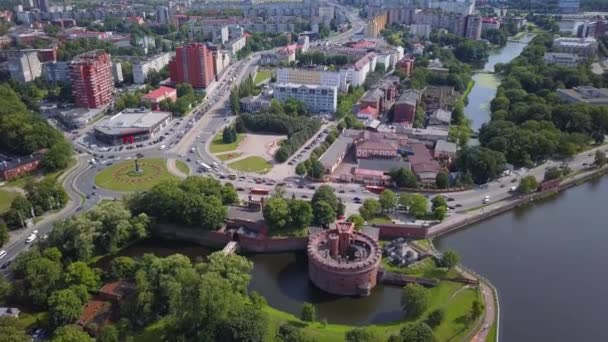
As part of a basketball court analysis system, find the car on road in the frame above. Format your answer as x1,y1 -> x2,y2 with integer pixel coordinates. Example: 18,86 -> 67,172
307,185 -> 315,190
0,261 -> 10,269
0,250 -> 6,259
25,234 -> 37,243
338,189 -> 345,193
301,195 -> 308,198
159,145 -> 166,150
353,197 -> 361,202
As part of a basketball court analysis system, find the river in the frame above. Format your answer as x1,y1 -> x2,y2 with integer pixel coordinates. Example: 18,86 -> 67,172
436,177 -> 608,342
465,35 -> 534,131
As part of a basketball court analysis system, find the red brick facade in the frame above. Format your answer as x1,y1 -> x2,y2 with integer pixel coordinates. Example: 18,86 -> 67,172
169,43 -> 215,88
70,50 -> 114,108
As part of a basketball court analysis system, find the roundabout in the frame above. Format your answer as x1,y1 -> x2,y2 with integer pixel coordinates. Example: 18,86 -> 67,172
94,158 -> 178,192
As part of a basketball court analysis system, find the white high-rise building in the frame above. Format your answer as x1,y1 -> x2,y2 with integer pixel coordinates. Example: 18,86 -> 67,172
274,83 -> 338,113
132,53 -> 173,84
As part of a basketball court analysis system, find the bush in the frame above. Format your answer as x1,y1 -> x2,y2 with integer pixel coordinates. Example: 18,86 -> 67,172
300,302 -> 316,322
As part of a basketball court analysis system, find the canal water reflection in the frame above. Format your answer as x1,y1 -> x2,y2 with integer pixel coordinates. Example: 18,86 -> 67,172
436,177 -> 608,341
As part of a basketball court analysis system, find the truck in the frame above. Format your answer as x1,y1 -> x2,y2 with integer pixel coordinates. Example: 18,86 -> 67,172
365,185 -> 385,194
250,187 -> 270,195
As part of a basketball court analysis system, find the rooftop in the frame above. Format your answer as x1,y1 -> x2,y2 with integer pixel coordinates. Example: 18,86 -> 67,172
396,90 -> 421,106
319,134 -> 353,169
95,108 -> 171,136
434,140 -> 457,154
142,86 -> 177,101
357,158 -> 410,172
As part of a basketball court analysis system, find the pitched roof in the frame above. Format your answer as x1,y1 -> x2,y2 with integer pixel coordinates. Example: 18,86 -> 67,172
142,86 -> 176,101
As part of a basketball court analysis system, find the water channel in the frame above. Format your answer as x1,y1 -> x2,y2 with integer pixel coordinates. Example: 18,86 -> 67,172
465,35 -> 533,131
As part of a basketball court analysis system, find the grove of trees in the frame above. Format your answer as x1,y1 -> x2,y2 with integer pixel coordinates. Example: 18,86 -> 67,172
127,177 -> 237,230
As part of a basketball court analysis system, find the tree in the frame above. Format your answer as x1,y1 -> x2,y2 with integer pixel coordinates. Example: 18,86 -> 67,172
425,309 -> 445,329
440,250 -> 460,269
347,214 -> 365,229
401,283 -> 430,319
218,304 -> 268,342
409,194 -> 428,219
0,317 -> 29,342
223,126 -> 237,144
433,205 -> 447,221
263,197 -> 290,230
517,175 -> 538,194
544,166 -> 563,181
379,190 -> 397,212
221,184 -> 239,205
51,325 -> 93,342
435,171 -> 449,189
345,327 -> 383,342
391,168 -> 418,188
594,150 -> 607,167
311,186 -> 339,211
431,196 -> 447,210
201,252 -> 253,294
42,140 -> 72,172
64,262 -> 100,292
289,200 -> 313,230
359,199 -> 381,221
176,83 -> 194,98
277,324 -> 305,342
97,325 -> 119,342
398,322 -> 437,342
48,289 -> 84,329
312,201 -> 336,226
0,222 -> 8,247
470,300 -> 483,322
295,162 -> 307,176
456,146 -> 506,184
15,252 -> 63,307
308,159 -> 325,179
300,302 -> 316,322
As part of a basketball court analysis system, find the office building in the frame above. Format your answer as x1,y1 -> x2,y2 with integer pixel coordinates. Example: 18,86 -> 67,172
70,50 -> 114,108
132,53 -> 173,85
169,43 -> 215,88
8,51 -> 41,83
543,52 -> 582,67
557,86 -> 608,105
274,83 -> 338,113
276,67 -> 346,92
553,37 -> 598,57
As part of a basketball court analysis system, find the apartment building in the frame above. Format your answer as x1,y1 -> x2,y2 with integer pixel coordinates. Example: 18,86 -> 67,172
543,52 -> 582,67
42,61 -> 70,82
133,53 -> 173,85
169,43 -> 215,88
70,50 -> 114,108
274,83 -> 338,113
8,51 -> 41,83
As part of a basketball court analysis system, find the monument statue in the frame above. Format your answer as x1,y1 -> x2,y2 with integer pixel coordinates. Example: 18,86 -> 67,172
135,158 -> 141,173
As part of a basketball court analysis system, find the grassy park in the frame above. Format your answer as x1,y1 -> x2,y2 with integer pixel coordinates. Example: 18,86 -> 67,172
254,70 -> 272,84
94,158 -> 177,192
175,160 -> 190,175
216,152 -> 242,161
209,132 -> 246,154
0,189 -> 19,212
228,156 -> 272,174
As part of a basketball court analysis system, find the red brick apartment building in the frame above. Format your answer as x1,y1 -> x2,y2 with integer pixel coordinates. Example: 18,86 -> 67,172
69,50 -> 114,108
169,43 -> 216,88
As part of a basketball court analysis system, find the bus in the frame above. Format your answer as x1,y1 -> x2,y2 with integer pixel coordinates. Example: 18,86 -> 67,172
199,162 -> 212,171
250,187 -> 270,195
365,185 -> 385,194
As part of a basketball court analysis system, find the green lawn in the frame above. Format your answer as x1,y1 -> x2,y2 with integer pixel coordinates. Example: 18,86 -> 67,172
132,280 -> 478,342
228,156 -> 272,174
412,239 -> 432,251
0,189 -> 18,213
210,132 -> 246,154
175,160 -> 190,175
381,256 -> 460,279
264,281 -> 479,341
94,158 -> 177,192
369,215 -> 392,224
217,152 -> 243,161
254,70 -> 272,84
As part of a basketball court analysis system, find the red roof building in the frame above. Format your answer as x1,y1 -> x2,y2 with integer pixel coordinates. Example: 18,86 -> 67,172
69,50 -> 114,109
169,43 -> 216,88
409,143 -> 441,184
357,105 -> 379,121
141,86 -> 177,111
